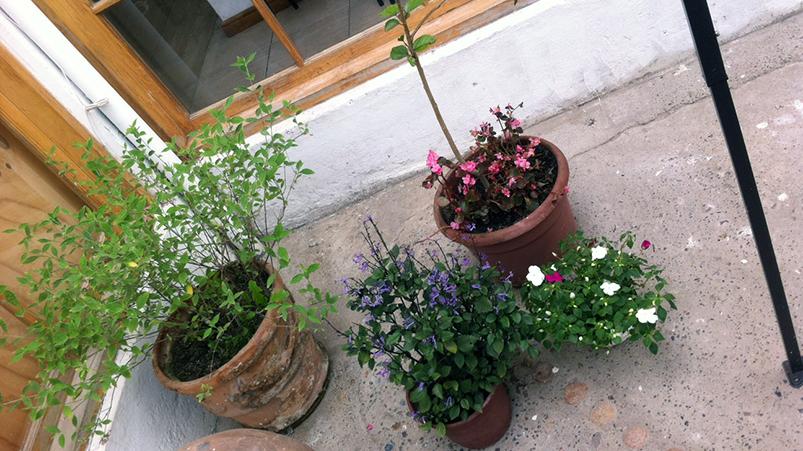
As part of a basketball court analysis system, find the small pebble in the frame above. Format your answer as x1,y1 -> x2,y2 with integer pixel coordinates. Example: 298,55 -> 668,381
623,425 -> 649,449
534,361 -> 554,383
590,401 -> 617,426
564,382 -> 589,405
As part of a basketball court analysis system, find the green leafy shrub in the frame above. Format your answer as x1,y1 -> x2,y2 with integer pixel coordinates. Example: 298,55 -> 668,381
342,218 -> 540,435
521,232 -> 676,353
0,57 -> 335,444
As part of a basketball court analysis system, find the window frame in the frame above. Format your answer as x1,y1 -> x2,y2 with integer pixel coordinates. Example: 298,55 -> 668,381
35,0 -> 530,140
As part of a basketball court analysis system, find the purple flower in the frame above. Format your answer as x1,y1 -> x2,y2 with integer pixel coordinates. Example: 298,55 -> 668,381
481,261 -> 492,270
403,316 -> 416,330
497,292 -> 510,302
424,335 -> 437,346
417,382 -> 426,391
362,314 -> 375,325
411,410 -> 427,424
445,396 -> 454,407
465,223 -> 476,232
460,256 -> 472,266
471,283 -> 482,290
375,361 -> 390,378
359,295 -> 383,309
353,253 -> 370,272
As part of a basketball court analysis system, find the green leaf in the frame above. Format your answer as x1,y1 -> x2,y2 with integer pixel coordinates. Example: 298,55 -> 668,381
435,422 -> 447,437
405,0 -> 425,13
384,18 -> 400,31
390,45 -> 409,60
444,341 -> 458,353
413,34 -> 436,53
380,4 -> 400,17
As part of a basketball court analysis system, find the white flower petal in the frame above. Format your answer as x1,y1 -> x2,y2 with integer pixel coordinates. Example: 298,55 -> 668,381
526,265 -> 545,287
591,246 -> 608,261
600,281 -> 621,296
636,307 -> 659,324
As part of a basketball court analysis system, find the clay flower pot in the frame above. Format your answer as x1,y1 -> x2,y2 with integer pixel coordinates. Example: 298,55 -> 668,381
179,428 -> 313,451
434,138 -> 576,285
152,267 -> 329,431
406,384 -> 512,449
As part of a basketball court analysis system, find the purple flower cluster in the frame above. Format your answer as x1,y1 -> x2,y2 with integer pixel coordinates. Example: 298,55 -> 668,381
426,269 -> 460,309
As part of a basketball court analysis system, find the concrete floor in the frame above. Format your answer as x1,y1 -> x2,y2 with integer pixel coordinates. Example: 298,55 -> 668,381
279,12 -> 803,451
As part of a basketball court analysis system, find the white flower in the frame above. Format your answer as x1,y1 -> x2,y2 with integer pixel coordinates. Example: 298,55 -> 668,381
569,292 -> 576,299
591,245 -> 608,261
600,281 -> 621,296
526,265 -> 545,287
636,307 -> 659,324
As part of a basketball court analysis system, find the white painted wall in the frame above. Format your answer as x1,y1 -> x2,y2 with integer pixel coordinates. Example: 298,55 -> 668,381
274,0 -> 803,228
3,0 -> 802,450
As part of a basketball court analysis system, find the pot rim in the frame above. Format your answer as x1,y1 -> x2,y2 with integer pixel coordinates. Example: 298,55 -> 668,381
151,261 -> 290,391
433,137 -> 570,247
405,383 -> 506,428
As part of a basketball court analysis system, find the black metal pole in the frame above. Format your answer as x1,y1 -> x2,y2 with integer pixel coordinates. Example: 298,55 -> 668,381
681,0 -> 803,388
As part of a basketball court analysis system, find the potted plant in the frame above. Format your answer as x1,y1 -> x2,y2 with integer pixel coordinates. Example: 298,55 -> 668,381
0,57 -> 335,444
381,1 -> 576,284
521,232 -> 676,353
341,218 -> 540,449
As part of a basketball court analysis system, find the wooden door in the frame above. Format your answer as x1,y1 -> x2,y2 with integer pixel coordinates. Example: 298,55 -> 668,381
0,120 -> 84,451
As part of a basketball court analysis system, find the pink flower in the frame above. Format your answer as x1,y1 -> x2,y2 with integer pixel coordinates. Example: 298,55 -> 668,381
426,150 -> 443,175
490,106 -> 501,114
366,424 -> 374,432
460,161 -> 478,172
515,155 -> 531,170
450,221 -> 461,230
470,128 -> 479,137
641,240 -> 652,250
501,188 -> 511,198
563,186 -> 570,194
488,161 -> 501,175
508,176 -> 518,187
545,272 -> 563,283
462,174 -> 476,187
509,118 -> 522,128
529,137 -> 541,147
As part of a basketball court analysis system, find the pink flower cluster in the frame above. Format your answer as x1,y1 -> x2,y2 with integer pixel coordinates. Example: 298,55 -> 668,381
423,103 -> 560,233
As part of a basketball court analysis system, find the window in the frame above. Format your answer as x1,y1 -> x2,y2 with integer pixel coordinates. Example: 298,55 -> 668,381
37,0 -> 531,139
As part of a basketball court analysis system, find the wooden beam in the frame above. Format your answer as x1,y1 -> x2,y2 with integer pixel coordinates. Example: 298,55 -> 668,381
222,1 -> 294,37
32,0 -> 193,141
251,0 -> 305,67
193,0 -> 528,134
91,0 -> 122,15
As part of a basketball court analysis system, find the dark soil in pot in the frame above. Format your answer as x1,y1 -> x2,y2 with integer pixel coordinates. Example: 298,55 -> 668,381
152,261 -> 329,431
165,262 -> 270,381
439,140 -> 558,233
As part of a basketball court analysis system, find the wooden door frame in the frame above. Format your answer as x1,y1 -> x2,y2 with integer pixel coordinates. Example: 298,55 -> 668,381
0,41 -> 116,209
0,40 -> 118,450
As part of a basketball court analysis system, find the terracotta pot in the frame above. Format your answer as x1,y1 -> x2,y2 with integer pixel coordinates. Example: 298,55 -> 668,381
179,428 -> 313,451
405,384 -> 512,449
152,265 -> 329,431
434,138 -> 576,285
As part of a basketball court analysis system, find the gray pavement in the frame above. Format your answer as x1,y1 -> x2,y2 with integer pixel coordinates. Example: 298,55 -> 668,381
282,12 -> 803,451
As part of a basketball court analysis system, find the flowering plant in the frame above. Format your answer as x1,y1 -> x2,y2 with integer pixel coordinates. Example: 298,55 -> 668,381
521,232 -> 676,354
342,218 -> 540,435
423,104 -> 558,233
